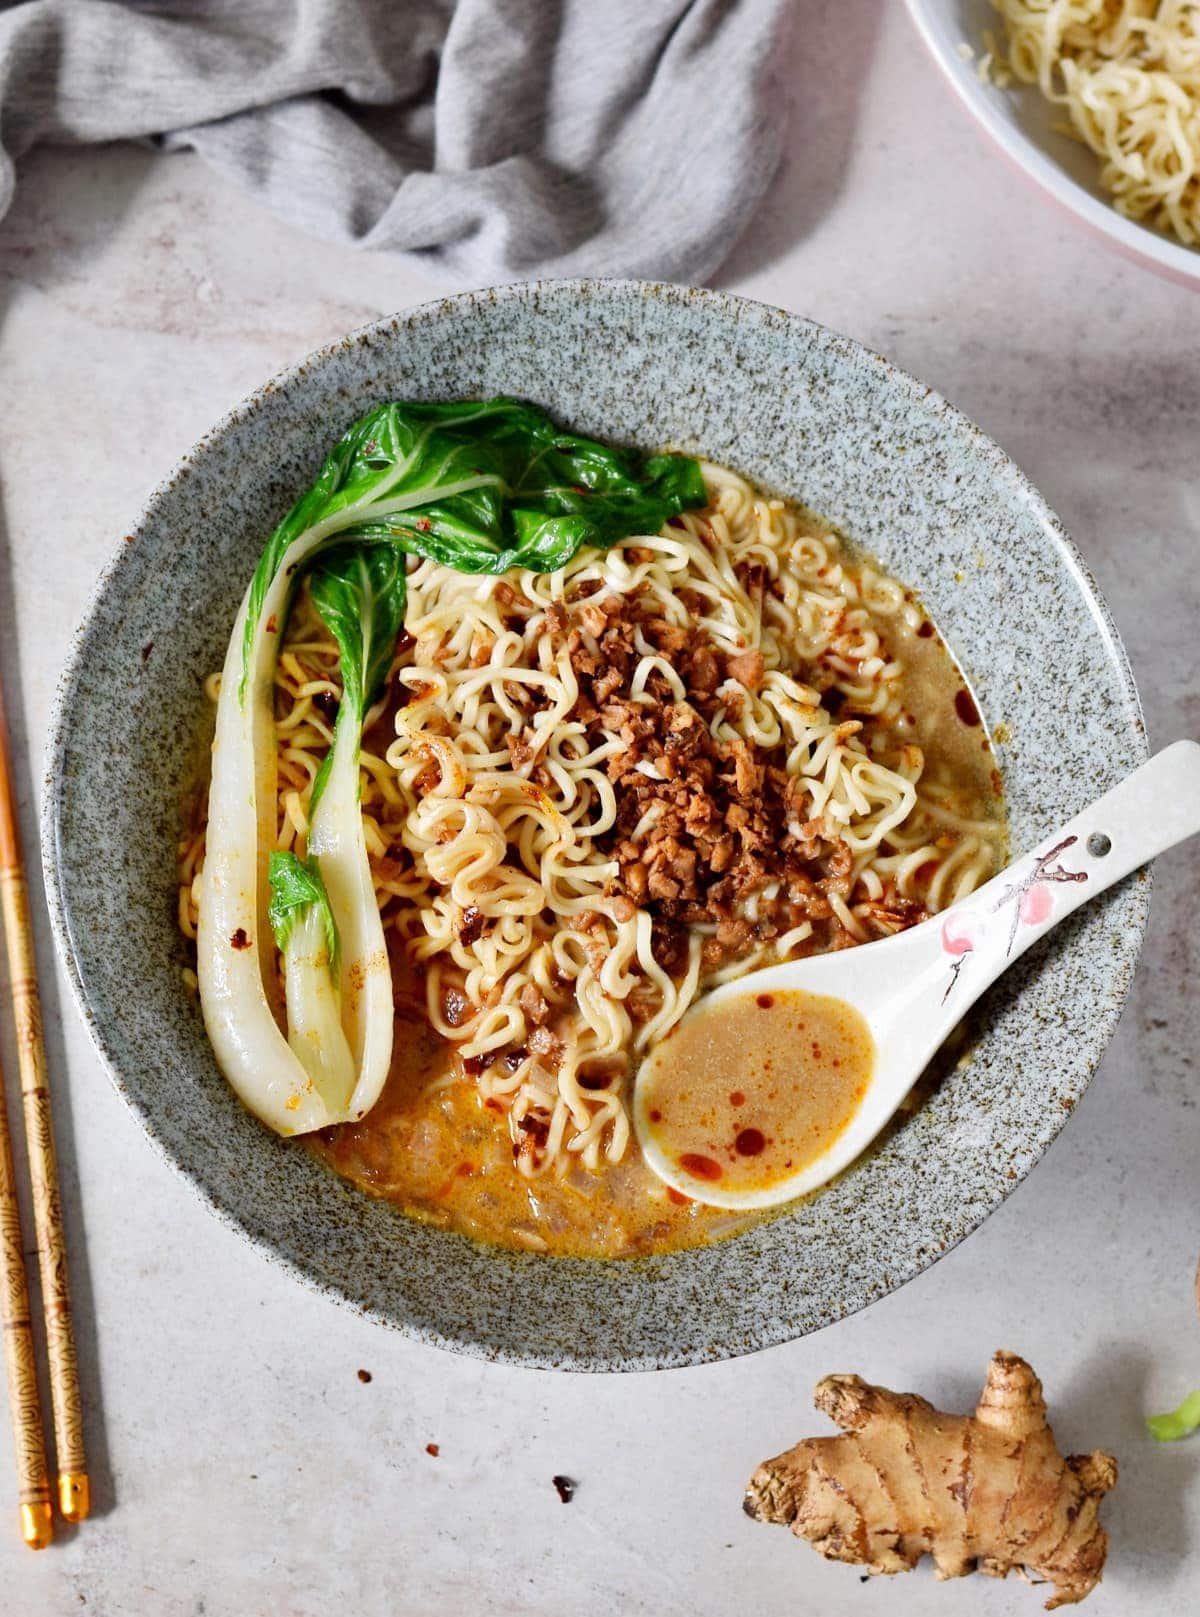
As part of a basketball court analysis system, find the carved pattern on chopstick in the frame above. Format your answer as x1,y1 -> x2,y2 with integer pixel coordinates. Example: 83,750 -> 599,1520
0,1081 -> 51,1509
0,867 -> 87,1475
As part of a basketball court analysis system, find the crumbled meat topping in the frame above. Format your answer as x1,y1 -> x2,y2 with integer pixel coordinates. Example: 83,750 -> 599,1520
535,591 -> 925,975
518,982 -> 551,1025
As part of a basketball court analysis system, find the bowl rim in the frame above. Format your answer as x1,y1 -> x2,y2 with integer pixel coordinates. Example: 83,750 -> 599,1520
41,278 -> 1151,1367
903,0 -> 1200,291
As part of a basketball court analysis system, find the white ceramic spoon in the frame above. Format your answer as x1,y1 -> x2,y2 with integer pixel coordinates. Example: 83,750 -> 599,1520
633,739 -> 1200,1211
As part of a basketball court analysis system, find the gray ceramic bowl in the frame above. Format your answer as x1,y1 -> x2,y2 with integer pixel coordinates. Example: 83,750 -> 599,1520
43,281 -> 1148,1370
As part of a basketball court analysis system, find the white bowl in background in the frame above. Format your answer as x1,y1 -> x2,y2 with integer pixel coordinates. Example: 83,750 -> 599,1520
905,0 -> 1200,288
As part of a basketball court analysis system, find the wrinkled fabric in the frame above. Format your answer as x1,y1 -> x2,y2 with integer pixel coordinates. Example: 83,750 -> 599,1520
0,0 -> 793,285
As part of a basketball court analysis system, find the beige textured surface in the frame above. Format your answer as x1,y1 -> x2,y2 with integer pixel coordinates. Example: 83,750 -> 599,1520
0,4 -> 1197,1611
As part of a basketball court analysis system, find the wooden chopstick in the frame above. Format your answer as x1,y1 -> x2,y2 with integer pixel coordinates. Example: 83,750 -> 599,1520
0,1043 -> 52,1548
0,676 -> 88,1530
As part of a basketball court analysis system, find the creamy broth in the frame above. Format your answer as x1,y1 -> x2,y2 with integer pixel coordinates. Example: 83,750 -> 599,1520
638,990 -> 874,1197
306,581 -> 1005,1259
181,471 -> 1008,1260
313,984 -> 749,1256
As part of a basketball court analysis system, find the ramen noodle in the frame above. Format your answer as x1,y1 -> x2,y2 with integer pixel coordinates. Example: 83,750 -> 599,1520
990,1 -> 1200,246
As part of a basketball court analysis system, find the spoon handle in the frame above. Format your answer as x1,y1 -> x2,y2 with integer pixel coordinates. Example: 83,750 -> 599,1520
935,740 -> 1200,1002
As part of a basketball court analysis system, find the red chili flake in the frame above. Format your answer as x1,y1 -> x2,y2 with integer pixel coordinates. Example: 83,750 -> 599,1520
735,1128 -> 766,1157
917,620 -> 935,638
648,1108 -> 662,1123
140,641 -> 154,663
501,1048 -> 528,1074
680,1153 -> 723,1182
955,689 -> 982,727
461,1053 -> 490,1076
458,905 -> 485,946
552,1475 -> 576,1503
666,1187 -> 691,1206
356,1369 -> 372,1384
756,993 -> 774,1009
518,1114 -> 550,1146
729,1091 -> 745,1107
415,517 -> 433,533
266,615 -> 279,634
425,1443 -> 440,1458
230,928 -> 251,951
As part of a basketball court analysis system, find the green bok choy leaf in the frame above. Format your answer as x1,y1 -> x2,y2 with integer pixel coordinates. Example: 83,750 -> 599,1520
198,398 -> 705,1136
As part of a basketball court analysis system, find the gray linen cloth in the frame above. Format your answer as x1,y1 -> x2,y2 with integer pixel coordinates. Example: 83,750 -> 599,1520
0,0 -> 792,285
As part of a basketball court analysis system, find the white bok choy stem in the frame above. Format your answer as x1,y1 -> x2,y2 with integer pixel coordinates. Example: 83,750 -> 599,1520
296,545 -> 407,1116
198,535 -> 406,1135
267,853 -> 356,1112
199,526 -> 342,1134
197,405 -> 429,1135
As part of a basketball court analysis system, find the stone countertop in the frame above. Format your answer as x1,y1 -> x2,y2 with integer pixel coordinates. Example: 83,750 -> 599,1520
0,5 -> 1197,1614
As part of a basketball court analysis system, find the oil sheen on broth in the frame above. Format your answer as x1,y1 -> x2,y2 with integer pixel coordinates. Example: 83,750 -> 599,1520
310,561 -> 1005,1260
638,990 -> 874,1196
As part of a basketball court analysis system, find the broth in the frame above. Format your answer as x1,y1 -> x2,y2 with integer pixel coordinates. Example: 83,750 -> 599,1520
638,989 -> 874,1198
310,578 -> 1006,1258
181,469 -> 1009,1260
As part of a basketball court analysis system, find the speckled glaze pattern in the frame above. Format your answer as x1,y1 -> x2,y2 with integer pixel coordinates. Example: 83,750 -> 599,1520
41,281 -> 1149,1371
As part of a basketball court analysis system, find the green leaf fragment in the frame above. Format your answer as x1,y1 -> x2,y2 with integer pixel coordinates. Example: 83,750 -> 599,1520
267,851 -> 340,970
307,543 -> 408,723
1147,1389 -> 1200,1442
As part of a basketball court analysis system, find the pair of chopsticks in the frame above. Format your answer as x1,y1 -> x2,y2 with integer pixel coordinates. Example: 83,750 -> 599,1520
0,676 -> 87,1548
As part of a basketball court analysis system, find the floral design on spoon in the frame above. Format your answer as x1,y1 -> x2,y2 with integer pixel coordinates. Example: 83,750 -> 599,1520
993,835 -> 1088,956
940,914 -> 977,1003
940,835 -> 1088,1002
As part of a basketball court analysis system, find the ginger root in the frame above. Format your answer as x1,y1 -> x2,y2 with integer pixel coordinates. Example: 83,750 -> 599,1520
744,1350 -> 1116,1609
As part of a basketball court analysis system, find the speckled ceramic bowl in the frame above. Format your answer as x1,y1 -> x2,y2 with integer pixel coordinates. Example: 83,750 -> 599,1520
43,281 -> 1148,1370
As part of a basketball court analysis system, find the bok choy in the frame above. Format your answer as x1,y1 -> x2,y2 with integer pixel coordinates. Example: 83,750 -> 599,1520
198,398 -> 706,1135
267,852 -> 354,1112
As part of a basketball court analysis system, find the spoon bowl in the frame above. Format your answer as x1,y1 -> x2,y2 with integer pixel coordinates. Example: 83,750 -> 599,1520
635,740 -> 1200,1211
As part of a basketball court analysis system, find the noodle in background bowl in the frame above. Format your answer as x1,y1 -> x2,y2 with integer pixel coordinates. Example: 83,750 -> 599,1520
905,0 -> 1200,290
43,281 -> 1149,1369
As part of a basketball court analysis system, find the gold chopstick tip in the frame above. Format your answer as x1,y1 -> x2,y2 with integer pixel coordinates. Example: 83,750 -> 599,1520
20,1501 -> 52,1549
58,1473 -> 89,1522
